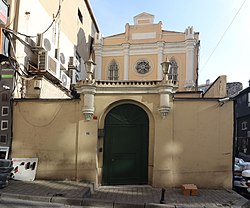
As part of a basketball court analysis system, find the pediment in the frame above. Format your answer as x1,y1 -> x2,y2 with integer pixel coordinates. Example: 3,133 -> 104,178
133,12 -> 155,25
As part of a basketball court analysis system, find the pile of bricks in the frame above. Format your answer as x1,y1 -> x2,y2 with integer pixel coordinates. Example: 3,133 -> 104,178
181,184 -> 198,196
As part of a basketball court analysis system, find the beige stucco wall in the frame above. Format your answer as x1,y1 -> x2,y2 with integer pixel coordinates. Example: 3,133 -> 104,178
101,52 -> 187,84
12,100 -> 81,180
153,99 -> 233,188
12,94 -> 233,189
102,56 -> 124,80
204,75 -> 227,98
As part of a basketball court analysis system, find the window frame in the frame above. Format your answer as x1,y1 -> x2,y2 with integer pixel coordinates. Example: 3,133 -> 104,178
242,121 -> 248,130
0,134 -> 7,144
248,92 -> 250,107
1,106 -> 9,116
108,60 -> 119,80
1,120 -> 8,130
78,8 -> 83,24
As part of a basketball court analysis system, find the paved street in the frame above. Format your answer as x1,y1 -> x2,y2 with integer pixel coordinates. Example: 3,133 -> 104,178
0,198 -> 82,208
0,180 -> 248,207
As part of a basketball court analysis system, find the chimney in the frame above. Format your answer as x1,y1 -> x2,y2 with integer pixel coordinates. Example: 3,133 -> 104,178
206,79 -> 210,85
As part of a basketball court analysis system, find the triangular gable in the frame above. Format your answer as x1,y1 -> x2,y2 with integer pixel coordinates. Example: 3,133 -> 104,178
133,12 -> 155,25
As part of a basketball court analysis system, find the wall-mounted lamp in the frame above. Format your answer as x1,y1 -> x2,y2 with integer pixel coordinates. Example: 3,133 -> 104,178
85,58 -> 96,81
161,58 -> 172,82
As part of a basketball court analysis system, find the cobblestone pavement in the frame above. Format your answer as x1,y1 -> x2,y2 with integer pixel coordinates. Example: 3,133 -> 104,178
0,181 -> 248,207
90,185 -> 249,207
0,180 -> 91,199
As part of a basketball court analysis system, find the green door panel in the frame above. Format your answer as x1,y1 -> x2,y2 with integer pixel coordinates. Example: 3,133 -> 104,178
103,104 -> 149,185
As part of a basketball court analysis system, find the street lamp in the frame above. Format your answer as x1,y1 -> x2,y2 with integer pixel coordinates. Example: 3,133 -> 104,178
85,57 -> 96,81
161,59 -> 172,82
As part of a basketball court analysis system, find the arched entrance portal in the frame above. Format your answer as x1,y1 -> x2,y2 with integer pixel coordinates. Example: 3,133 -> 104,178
102,104 -> 149,185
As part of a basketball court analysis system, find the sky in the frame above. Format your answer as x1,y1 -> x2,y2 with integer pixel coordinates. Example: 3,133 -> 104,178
90,0 -> 250,88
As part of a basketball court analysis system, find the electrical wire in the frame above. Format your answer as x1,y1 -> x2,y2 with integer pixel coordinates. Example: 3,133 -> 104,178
17,102 -> 65,127
200,0 -> 247,72
2,29 -> 34,48
4,1 -> 61,38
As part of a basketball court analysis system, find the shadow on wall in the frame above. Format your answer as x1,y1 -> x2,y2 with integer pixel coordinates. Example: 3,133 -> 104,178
76,28 -> 93,62
75,28 -> 95,82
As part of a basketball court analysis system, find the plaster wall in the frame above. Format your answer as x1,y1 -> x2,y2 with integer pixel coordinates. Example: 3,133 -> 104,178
12,96 -> 233,188
170,100 -> 233,188
25,77 -> 70,99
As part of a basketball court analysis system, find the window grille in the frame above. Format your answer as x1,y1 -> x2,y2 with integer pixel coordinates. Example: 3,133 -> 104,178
108,60 -> 119,80
168,58 -> 178,81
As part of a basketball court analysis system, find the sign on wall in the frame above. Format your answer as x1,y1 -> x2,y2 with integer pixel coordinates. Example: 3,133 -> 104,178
12,158 -> 38,181
0,0 -> 8,27
0,146 -> 9,159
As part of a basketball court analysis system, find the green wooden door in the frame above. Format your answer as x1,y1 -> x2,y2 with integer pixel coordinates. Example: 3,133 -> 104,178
102,104 -> 149,185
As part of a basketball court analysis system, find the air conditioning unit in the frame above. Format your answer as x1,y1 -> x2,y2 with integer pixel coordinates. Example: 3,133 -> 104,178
38,51 -> 60,83
68,56 -> 80,69
60,71 -> 71,90
69,69 -> 80,85
36,24 -> 58,58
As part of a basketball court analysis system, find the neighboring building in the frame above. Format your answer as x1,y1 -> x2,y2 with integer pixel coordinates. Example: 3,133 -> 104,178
3,0 -> 99,99
199,79 -> 243,97
11,12 -> 234,190
234,84 -> 250,161
0,0 -> 99,159
0,55 -> 14,159
227,82 -> 243,97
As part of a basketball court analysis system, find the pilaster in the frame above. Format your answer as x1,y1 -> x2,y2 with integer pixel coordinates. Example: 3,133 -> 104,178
185,26 -> 196,90
123,43 -> 130,80
157,42 -> 164,80
94,43 -> 103,80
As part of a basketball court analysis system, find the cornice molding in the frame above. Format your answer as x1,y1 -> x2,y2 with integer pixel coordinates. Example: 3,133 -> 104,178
101,42 -> 187,56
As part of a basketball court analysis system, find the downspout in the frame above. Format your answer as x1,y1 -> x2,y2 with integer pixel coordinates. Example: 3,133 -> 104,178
12,0 -> 20,49
75,101 -> 79,181
195,40 -> 200,91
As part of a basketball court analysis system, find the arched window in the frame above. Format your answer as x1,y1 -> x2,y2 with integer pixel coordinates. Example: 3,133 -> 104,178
168,58 -> 178,81
108,60 -> 119,80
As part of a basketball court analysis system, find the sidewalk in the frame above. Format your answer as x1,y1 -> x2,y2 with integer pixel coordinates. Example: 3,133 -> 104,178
0,180 -> 249,207
0,180 -> 92,206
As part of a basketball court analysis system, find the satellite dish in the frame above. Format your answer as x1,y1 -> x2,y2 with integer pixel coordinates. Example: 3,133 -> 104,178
43,38 -> 51,51
61,73 -> 67,85
75,73 -> 80,82
60,53 -> 66,64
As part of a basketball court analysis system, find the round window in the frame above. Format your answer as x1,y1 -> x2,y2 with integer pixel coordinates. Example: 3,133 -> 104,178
135,59 -> 151,74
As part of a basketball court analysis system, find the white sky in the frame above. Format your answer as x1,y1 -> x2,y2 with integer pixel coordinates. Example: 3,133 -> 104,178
90,0 -> 250,88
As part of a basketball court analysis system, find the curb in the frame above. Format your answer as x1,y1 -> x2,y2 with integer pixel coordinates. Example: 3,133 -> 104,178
81,198 -> 177,208
0,193 -> 249,207
1,193 -> 51,203
0,187 -> 249,208
0,192 -> 83,206
0,186 -> 92,206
